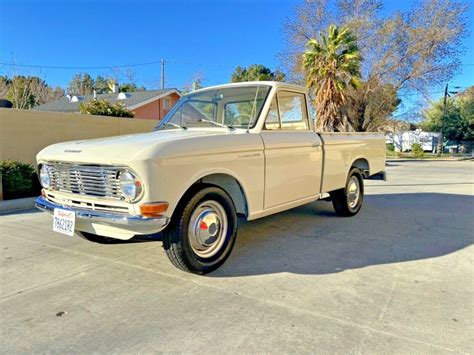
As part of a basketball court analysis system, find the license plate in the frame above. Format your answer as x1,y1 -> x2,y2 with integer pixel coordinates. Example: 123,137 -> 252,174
53,208 -> 76,236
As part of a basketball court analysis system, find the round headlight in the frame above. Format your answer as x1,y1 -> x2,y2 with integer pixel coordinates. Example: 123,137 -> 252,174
119,170 -> 142,201
39,164 -> 51,189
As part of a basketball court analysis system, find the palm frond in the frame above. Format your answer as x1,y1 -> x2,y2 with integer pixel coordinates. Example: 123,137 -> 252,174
303,24 -> 362,132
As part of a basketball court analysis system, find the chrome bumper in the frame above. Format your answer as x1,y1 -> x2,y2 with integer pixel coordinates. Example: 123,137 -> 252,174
34,196 -> 169,229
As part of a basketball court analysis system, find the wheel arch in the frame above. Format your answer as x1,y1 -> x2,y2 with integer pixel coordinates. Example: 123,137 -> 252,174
351,157 -> 370,178
169,171 -> 249,221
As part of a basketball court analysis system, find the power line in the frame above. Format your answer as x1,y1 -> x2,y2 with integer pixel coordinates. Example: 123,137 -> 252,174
0,59 -> 237,70
397,91 -> 444,97
397,87 -> 469,97
0,60 -> 164,70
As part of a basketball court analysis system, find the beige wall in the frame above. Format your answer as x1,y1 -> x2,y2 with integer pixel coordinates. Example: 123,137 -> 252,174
0,109 -> 158,166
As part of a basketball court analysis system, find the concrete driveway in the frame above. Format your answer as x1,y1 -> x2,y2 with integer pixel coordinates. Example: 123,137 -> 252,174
1,160 -> 473,353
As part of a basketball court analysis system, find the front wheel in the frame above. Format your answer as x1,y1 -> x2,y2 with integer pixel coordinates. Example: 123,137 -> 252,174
330,168 -> 364,217
162,186 -> 237,274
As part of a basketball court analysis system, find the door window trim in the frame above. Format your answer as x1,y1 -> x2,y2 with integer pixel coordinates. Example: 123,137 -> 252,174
263,90 -> 310,132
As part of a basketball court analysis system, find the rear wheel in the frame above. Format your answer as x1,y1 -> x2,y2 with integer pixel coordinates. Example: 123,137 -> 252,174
163,186 -> 237,274
330,168 -> 364,217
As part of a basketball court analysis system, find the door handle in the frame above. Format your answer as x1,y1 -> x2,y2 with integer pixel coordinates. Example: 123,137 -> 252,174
311,143 -> 321,148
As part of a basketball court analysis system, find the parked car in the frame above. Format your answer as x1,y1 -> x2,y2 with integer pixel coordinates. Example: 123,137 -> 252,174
35,81 -> 386,274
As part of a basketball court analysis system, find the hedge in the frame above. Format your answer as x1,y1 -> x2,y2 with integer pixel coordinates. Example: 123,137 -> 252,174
1,160 -> 41,200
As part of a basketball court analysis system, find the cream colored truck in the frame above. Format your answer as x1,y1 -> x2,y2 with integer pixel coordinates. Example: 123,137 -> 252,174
35,81 -> 386,274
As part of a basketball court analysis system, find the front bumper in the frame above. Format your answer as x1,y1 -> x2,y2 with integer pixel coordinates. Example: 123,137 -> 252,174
35,196 -> 169,238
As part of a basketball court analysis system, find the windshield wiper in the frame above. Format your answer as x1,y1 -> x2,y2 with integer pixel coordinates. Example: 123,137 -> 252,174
160,122 -> 187,130
198,118 -> 235,130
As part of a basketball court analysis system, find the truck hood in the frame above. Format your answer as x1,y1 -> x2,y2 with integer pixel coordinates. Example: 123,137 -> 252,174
37,129 -> 223,164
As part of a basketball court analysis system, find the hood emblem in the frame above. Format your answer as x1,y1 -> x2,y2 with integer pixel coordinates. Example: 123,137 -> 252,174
64,149 -> 82,153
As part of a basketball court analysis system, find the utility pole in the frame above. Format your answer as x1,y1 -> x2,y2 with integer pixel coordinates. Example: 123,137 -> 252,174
160,59 -> 165,89
437,83 -> 448,157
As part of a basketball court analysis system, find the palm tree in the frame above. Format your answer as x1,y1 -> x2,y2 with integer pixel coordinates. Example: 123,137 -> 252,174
303,24 -> 361,132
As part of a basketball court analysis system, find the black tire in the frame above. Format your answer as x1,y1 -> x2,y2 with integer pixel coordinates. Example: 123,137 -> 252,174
330,168 -> 364,217
162,186 -> 238,274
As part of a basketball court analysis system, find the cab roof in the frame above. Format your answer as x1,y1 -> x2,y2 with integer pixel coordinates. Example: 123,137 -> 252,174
188,81 -> 309,95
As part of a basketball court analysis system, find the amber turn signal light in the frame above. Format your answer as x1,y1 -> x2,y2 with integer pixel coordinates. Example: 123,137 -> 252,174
140,202 -> 169,217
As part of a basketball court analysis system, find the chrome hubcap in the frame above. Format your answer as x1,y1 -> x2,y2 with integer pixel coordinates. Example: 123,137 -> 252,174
347,176 -> 360,209
188,200 -> 228,258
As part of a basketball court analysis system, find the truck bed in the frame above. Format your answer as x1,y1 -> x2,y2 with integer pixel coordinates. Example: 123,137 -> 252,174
318,132 -> 386,193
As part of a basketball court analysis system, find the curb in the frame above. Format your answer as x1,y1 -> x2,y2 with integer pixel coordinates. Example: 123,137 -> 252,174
386,158 -> 473,162
0,197 -> 36,215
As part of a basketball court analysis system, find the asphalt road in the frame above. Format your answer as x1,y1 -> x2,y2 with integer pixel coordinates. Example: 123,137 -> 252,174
1,160 -> 473,353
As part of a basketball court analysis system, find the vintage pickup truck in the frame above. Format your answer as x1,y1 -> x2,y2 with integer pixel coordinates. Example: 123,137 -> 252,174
35,81 -> 385,274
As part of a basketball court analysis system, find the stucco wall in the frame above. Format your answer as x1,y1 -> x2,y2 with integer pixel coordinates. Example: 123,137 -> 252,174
133,93 -> 180,120
0,109 -> 158,166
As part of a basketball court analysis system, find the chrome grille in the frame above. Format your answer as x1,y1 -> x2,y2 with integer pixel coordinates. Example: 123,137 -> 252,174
47,163 -> 123,200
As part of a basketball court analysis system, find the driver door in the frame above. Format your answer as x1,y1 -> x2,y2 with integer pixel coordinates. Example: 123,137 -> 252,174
260,91 -> 323,209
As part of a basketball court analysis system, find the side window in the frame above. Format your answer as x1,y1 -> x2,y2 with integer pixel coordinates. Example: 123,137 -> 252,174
264,97 -> 280,130
278,91 -> 309,130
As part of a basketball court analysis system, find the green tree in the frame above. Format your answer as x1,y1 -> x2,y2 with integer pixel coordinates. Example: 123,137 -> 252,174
68,73 -> 95,95
411,143 -> 424,157
119,83 -> 145,92
303,24 -> 361,131
79,99 -> 134,118
230,64 -> 286,82
68,73 -> 144,95
459,87 -> 474,133
94,75 -> 109,94
420,86 -> 474,142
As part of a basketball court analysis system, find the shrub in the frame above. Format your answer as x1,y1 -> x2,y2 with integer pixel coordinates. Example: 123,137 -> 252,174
411,143 -> 424,157
79,99 -> 134,118
386,143 -> 395,152
1,160 -> 40,200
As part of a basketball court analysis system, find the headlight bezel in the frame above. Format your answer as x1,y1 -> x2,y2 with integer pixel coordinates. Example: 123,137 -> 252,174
119,169 -> 143,202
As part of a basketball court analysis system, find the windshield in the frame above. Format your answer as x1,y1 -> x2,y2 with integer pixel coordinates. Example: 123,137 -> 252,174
155,85 -> 271,130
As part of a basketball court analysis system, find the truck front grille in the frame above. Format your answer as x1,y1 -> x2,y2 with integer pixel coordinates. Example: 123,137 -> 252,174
47,162 -> 123,200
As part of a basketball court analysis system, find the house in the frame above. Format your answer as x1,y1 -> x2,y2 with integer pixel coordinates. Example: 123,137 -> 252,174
386,129 -> 440,152
34,89 -> 181,120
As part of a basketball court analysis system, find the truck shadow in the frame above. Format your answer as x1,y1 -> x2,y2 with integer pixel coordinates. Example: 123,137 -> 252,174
211,193 -> 474,277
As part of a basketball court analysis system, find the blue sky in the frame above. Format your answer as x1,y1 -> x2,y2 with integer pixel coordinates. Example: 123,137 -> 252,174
1,0 -> 473,112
